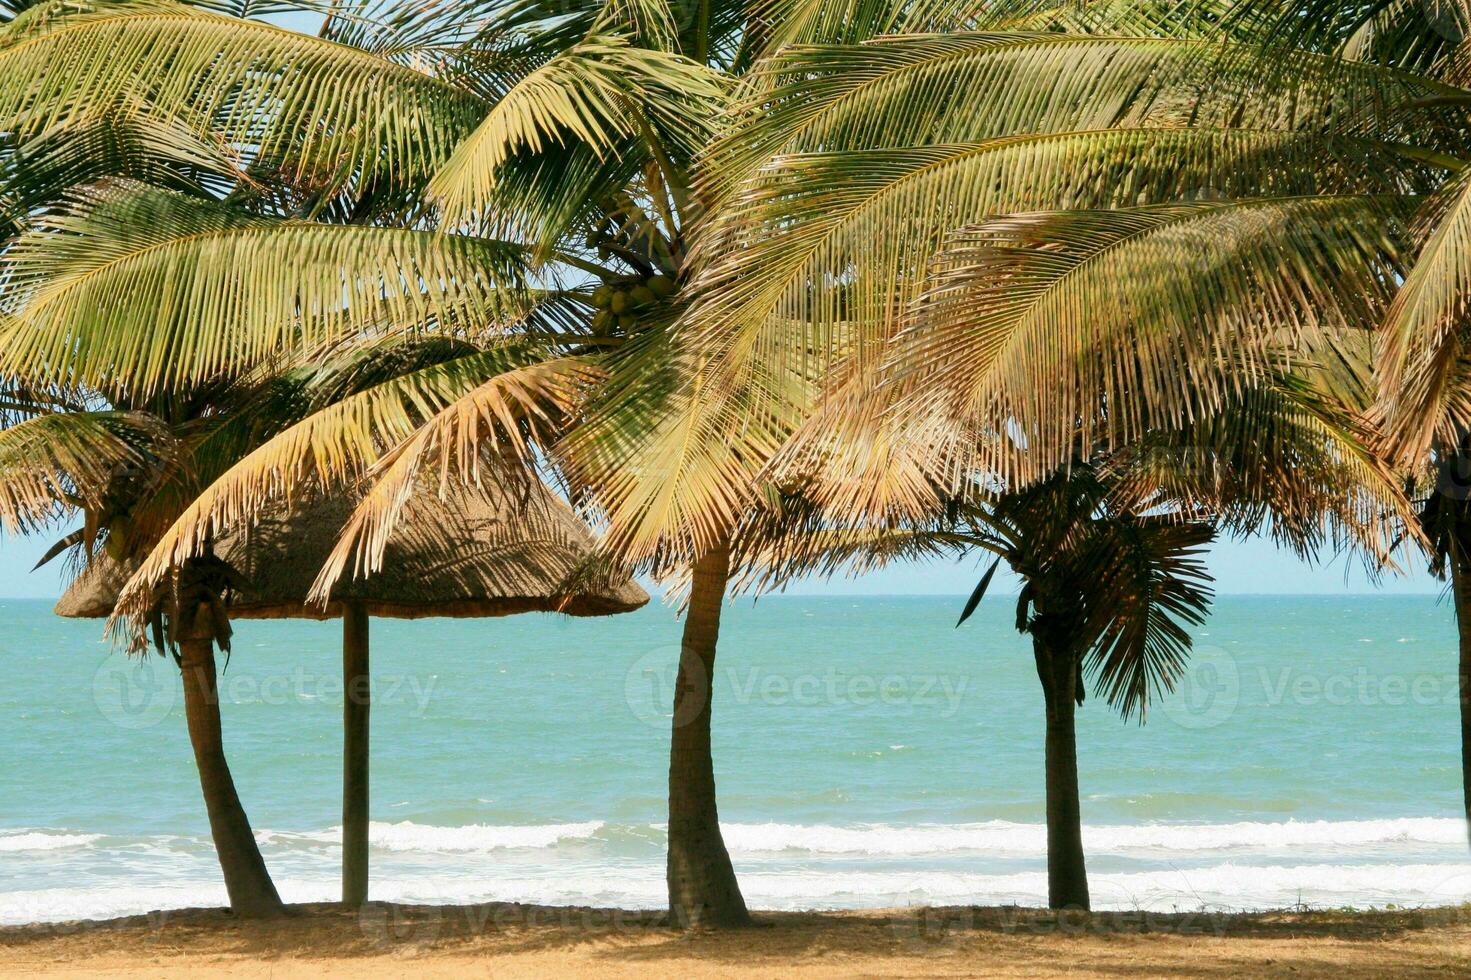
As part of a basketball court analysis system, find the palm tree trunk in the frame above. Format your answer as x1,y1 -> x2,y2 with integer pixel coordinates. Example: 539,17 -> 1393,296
342,600 -> 370,906
666,538 -> 750,928
176,606 -> 284,918
1449,541 -> 1471,846
1034,637 -> 1090,911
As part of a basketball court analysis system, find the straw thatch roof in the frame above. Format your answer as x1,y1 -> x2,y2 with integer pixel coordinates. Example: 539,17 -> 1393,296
53,554 -> 136,619
54,478 -> 647,620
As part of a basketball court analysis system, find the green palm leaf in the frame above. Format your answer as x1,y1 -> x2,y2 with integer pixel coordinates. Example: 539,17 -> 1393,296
0,106 -> 242,229
0,410 -> 161,535
1080,515 -> 1215,720
0,183 -> 536,395
885,197 -> 1413,485
1377,167 -> 1471,460
558,314 -> 816,569
427,34 -> 725,231
718,32 -> 1459,178
0,0 -> 484,186
687,130 -> 1439,404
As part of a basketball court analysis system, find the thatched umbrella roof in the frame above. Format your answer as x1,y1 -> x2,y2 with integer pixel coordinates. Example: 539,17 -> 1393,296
54,478 -> 647,620
56,473 -> 646,909
54,554 -> 135,619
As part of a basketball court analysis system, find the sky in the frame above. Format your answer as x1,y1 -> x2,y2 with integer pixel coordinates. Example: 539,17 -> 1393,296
0,530 -> 1440,600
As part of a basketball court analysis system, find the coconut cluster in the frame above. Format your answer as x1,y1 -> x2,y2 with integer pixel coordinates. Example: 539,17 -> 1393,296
590,274 -> 675,331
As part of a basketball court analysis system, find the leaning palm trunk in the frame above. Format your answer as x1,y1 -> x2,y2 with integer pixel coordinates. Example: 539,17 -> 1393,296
1033,635 -> 1090,911
1449,544 -> 1471,847
666,539 -> 750,927
1431,445 -> 1471,850
175,598 -> 284,917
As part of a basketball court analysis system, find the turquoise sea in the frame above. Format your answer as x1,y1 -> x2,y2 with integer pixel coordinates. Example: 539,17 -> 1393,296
2,593 -> 1469,924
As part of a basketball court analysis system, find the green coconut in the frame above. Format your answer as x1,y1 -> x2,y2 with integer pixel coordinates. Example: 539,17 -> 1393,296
610,291 -> 632,314
592,308 -> 614,331
104,516 -> 130,561
647,274 -> 675,298
591,285 -> 613,308
617,313 -> 637,330
629,284 -> 656,306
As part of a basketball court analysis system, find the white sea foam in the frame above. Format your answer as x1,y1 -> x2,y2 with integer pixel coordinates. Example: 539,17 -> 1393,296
0,831 -> 102,853
7,860 -> 1470,925
262,816 -> 1470,859
7,817 -> 1471,925
729,861 -> 1471,911
720,817 -> 1466,857
14,817 -> 1464,861
260,821 -> 605,853
0,882 -> 330,926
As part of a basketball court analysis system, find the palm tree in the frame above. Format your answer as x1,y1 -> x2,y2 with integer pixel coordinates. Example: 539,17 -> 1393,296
0,0 -> 975,926
0,21 -> 315,914
2,308 -> 577,913
652,1 -> 1439,905
0,0 -> 1429,921
0,384 -> 291,915
744,328 -> 1410,908
687,0 -> 1471,848
147,553 -> 288,916
755,460 -> 1215,911
584,32 -> 1436,911
953,466 -> 1215,911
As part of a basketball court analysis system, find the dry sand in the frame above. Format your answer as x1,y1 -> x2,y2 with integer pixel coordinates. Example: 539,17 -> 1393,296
3,901 -> 1470,978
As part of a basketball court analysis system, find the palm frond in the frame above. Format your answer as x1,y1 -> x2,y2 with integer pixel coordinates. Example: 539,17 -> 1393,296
1081,515 -> 1215,720
0,410 -> 163,535
988,0 -> 1240,37
715,32 -> 1461,181
0,0 -> 484,187
1107,368 -> 1420,569
110,348 -> 593,630
884,196 -> 1413,488
557,314 -> 814,570
733,522 -> 988,595
307,355 -> 596,594
0,106 -> 242,230
427,34 -> 725,232
0,183 -> 536,396
687,130 -> 1438,422
1377,166 -> 1471,461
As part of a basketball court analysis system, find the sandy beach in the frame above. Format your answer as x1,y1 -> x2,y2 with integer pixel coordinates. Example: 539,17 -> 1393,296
3,902 -> 1470,978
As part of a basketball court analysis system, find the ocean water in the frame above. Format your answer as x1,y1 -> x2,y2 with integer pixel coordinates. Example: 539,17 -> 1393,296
2,593 -> 1469,924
